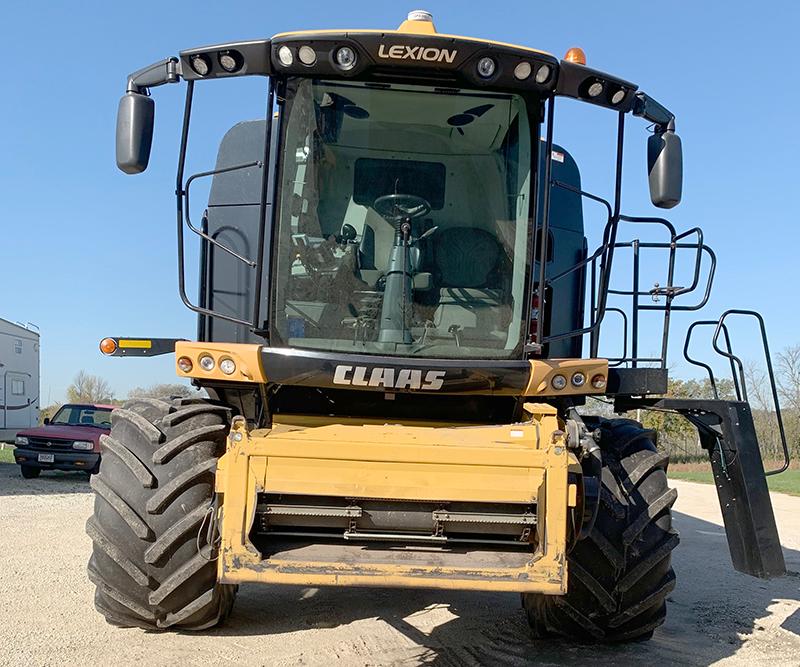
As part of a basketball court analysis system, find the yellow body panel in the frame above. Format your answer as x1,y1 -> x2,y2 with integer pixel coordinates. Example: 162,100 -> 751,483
216,407 -> 575,593
175,341 -> 265,382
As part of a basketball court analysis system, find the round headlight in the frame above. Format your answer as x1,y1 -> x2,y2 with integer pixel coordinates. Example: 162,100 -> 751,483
335,46 -> 357,70
551,374 -> 567,391
611,88 -> 626,105
535,64 -> 551,84
513,61 -> 532,80
199,355 -> 215,372
219,358 -> 236,376
177,356 -> 193,373
477,57 -> 496,78
591,374 -> 607,390
587,81 -> 604,98
189,54 -> 212,76
277,45 -> 294,67
298,45 -> 317,66
571,372 -> 586,387
218,50 -> 242,73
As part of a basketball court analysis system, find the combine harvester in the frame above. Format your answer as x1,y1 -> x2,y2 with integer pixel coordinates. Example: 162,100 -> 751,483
89,11 -> 789,640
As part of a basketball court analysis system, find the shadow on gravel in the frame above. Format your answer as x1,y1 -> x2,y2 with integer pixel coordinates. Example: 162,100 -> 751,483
207,511 -> 800,666
0,461 -> 92,496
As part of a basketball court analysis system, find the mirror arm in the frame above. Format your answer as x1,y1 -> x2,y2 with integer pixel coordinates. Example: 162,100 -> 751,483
126,57 -> 181,94
632,92 -> 675,132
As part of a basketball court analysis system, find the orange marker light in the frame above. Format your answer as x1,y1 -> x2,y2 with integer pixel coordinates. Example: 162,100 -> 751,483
564,47 -> 586,66
99,338 -> 117,355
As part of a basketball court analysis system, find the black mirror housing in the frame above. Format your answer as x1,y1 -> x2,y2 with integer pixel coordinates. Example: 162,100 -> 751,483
647,126 -> 683,209
116,92 -> 155,174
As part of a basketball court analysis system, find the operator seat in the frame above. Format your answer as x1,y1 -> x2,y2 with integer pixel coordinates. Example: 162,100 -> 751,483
431,227 -> 510,346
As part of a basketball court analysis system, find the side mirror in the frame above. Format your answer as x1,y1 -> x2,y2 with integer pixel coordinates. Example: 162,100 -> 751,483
647,123 -> 682,209
43,417 -> 50,425
116,92 -> 155,174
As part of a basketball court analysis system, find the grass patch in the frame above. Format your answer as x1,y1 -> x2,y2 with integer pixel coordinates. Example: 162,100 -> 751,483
669,468 -> 800,497
0,446 -> 16,464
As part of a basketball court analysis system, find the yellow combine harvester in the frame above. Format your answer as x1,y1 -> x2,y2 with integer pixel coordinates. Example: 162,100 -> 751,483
89,11 -> 788,641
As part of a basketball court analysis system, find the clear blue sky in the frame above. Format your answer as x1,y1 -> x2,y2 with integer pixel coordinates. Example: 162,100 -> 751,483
2,1 -> 798,403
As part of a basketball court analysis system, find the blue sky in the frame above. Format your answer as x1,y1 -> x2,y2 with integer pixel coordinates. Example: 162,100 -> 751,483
1,1 -> 798,402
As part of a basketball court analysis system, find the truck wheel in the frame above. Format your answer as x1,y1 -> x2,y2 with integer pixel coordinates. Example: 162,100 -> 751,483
523,418 -> 679,642
86,397 -> 237,630
21,465 -> 40,479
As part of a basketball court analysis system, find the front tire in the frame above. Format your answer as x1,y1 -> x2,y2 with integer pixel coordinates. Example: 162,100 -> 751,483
86,397 -> 237,630
523,418 -> 679,642
21,465 -> 40,479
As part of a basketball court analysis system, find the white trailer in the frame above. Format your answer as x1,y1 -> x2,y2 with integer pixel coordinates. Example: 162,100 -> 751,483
0,318 -> 40,442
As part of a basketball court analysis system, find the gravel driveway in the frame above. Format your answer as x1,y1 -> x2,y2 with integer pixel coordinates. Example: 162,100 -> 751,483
0,462 -> 798,666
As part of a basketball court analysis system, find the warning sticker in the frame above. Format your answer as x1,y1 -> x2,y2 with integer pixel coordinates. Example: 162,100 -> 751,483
551,150 -> 565,163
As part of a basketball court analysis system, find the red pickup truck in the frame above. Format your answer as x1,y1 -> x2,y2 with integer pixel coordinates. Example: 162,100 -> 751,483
14,403 -> 114,478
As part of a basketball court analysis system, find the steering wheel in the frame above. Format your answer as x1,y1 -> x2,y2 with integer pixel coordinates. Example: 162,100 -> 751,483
373,194 -> 431,224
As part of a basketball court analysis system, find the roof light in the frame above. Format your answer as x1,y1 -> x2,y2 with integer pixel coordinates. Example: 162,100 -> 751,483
611,88 -> 626,105
587,81 -> 604,98
298,45 -> 317,66
514,62 -> 532,80
535,64 -> 551,84
277,45 -> 293,67
564,47 -> 586,65
99,338 -> 117,355
335,46 -> 357,70
477,57 -> 496,78
218,50 -> 243,73
189,53 -> 212,76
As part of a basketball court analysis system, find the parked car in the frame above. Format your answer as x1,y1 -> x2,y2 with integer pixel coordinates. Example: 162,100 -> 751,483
13,403 -> 114,478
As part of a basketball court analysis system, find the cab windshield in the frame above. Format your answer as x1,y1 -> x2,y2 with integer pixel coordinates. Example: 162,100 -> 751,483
271,78 -> 534,359
51,405 -> 113,428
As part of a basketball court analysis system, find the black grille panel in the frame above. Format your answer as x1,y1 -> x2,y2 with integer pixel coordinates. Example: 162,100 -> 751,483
27,437 -> 75,451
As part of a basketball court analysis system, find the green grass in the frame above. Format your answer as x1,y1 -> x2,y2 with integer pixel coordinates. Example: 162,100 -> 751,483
0,446 -> 16,464
669,469 -> 800,497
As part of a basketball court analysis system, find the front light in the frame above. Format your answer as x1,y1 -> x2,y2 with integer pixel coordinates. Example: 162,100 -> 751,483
73,441 -> 94,451
551,374 -> 567,391
15,435 -> 28,446
334,46 -> 357,70
571,372 -> 586,387
199,355 -> 216,371
219,358 -> 236,375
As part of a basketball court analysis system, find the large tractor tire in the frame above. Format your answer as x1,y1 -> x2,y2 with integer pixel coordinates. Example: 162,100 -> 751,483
86,396 -> 237,630
523,418 -> 679,642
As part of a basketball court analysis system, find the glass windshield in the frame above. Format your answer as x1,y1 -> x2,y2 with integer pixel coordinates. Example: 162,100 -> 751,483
51,405 -> 113,428
271,78 -> 533,359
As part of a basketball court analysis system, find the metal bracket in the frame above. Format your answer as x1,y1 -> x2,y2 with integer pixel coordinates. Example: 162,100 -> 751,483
617,396 -> 785,579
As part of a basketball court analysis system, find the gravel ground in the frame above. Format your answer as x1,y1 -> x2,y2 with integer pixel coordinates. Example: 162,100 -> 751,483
0,462 -> 798,666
